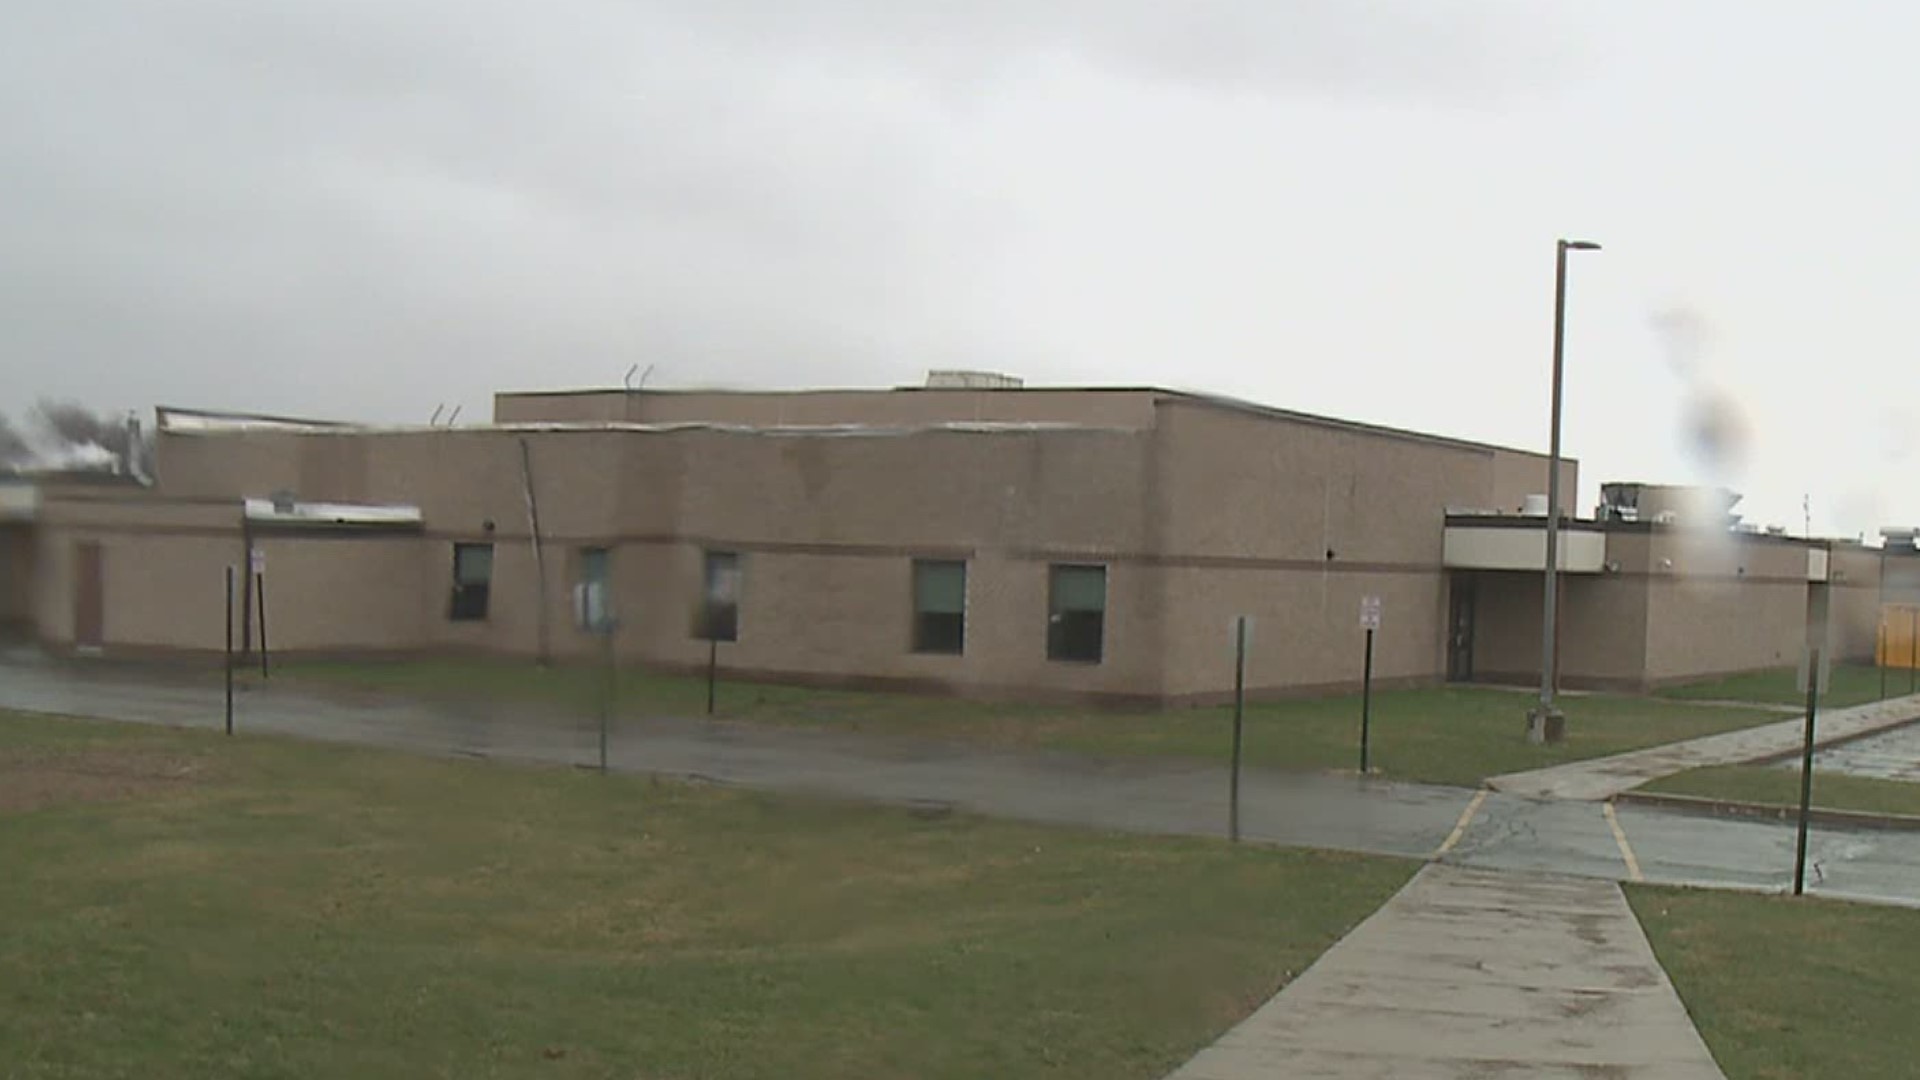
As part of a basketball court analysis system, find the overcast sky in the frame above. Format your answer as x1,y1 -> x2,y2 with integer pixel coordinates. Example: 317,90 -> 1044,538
5,2 -> 1916,536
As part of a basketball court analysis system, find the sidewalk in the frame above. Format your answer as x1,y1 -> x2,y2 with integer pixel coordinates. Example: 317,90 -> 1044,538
1487,693 -> 1920,800
1163,863 -> 1726,1079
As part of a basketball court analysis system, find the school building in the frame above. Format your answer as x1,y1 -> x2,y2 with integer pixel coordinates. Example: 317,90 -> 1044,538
0,378 -> 1902,704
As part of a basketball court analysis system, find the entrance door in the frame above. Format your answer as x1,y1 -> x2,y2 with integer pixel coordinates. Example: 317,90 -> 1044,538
1447,574 -> 1475,682
73,541 -> 104,650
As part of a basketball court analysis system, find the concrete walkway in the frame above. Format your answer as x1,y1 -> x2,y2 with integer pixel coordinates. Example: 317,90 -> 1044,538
1164,864 -> 1726,1079
1487,694 -> 1920,800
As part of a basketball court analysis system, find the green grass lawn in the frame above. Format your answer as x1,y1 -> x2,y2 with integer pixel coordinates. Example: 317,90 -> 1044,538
266,659 -> 1781,789
1641,763 -> 1920,818
0,710 -> 1411,1080
1658,663 -> 1897,709
1629,885 -> 1920,1080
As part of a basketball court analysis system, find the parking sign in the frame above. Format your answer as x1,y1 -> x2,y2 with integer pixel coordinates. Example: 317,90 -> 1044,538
1360,596 -> 1382,631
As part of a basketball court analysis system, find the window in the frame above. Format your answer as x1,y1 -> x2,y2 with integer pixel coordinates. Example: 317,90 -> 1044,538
1047,564 -> 1106,663
912,560 -> 966,655
695,550 -> 740,642
574,547 -> 610,631
449,543 -> 493,621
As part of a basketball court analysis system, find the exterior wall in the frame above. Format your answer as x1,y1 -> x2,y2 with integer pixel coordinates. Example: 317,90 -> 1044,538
1489,449 -> 1580,516
69,384 -> 1882,706
0,525 -> 31,631
1641,531 -> 1815,682
1560,576 -> 1651,687
491,388 -> 1162,429
1463,530 -> 1657,690
1885,550 -> 1920,606
1829,544 -> 1882,662
1464,570 -> 1652,690
252,535 -> 429,651
32,524 -> 73,644
147,422 -> 1166,697
92,534 -> 237,650
634,426 -> 1162,699
1148,400 -> 1557,697
28,495 -> 239,651
1469,571 -> 1541,683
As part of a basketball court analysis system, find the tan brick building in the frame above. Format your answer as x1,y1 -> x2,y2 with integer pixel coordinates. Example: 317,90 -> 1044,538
0,382 -> 1889,703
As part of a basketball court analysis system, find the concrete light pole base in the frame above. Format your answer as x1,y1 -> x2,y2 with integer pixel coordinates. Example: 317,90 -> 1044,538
1527,706 -> 1566,745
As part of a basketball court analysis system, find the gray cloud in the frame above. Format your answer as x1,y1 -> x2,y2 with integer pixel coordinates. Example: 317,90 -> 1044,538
0,0 -> 1577,423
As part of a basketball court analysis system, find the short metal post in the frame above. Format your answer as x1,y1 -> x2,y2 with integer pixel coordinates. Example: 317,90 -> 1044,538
1793,649 -> 1820,896
223,566 -> 235,737
1896,607 -> 1912,699
600,629 -> 614,773
706,638 -> 718,716
1880,620 -> 1889,700
255,571 -> 269,679
1360,627 -> 1375,775
1229,616 -> 1247,843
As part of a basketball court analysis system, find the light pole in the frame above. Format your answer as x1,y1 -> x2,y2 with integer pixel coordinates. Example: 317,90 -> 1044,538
1529,238 -> 1601,745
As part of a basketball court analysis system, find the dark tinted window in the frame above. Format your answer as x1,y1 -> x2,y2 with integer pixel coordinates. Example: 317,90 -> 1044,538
912,560 -> 966,655
1047,564 -> 1105,663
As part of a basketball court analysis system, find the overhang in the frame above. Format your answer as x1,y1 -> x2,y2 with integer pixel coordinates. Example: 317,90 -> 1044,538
0,481 -> 39,523
243,497 -> 423,531
1443,519 -> 1607,574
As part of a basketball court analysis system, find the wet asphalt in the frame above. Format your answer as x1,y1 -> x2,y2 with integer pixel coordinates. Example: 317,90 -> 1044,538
7,656 -> 1920,907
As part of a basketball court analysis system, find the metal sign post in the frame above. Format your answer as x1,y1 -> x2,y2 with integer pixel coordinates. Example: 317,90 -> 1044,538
255,570 -> 270,679
1359,597 -> 1381,775
1880,620 -> 1889,701
1781,645 -> 1827,891
223,566 -> 235,737
1229,615 -> 1249,843
599,618 -> 618,773
706,639 -> 719,716
1794,647 -> 1823,896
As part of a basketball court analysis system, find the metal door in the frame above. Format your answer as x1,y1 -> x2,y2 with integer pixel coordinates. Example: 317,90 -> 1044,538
73,541 -> 104,649
1447,575 -> 1475,682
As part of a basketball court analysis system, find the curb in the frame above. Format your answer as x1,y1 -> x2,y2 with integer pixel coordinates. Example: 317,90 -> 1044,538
1614,789 -> 1920,833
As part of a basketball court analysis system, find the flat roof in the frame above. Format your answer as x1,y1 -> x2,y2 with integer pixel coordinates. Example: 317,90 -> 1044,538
492,384 -> 1569,463
159,418 -> 1135,439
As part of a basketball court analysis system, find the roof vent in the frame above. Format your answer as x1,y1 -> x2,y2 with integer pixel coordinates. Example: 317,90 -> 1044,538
270,489 -> 298,514
925,370 -> 1024,390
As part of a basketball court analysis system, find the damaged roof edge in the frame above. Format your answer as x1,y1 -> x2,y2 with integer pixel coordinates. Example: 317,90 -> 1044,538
1158,390 -> 1573,464
489,384 -> 1569,463
157,405 -> 357,433
158,417 -> 1140,438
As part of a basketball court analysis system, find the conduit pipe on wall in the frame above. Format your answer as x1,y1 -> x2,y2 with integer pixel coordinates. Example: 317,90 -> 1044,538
518,437 -> 552,665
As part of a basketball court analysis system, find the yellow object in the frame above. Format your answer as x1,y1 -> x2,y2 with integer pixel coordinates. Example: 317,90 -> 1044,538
1877,604 -> 1920,669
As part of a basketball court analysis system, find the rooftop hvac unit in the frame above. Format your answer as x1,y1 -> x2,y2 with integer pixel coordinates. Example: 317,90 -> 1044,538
924,370 -> 1024,390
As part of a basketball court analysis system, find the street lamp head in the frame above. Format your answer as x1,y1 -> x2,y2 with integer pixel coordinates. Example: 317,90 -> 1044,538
1562,239 -> 1602,251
